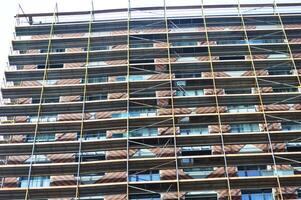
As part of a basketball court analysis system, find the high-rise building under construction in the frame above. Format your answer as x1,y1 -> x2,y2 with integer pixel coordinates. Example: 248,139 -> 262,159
0,1 -> 301,199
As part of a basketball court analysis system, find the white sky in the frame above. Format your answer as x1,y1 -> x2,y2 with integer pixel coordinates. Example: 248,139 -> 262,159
0,0 -> 300,85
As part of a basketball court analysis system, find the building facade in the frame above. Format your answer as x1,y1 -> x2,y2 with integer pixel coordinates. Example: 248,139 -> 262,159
0,1 -> 301,199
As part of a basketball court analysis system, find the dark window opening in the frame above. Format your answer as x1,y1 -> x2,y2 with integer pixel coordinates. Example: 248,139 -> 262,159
37,64 -> 64,69
219,56 -> 245,60
75,152 -> 105,162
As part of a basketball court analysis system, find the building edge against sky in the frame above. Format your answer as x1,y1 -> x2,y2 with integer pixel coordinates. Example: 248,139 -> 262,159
0,1 -> 301,199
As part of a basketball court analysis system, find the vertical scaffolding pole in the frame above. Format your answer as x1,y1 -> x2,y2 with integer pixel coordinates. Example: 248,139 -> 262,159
75,1 -> 94,199
24,4 -> 58,200
200,1 -> 232,199
274,1 -> 301,88
237,1 -> 283,199
163,0 -> 181,199
126,0 -> 131,199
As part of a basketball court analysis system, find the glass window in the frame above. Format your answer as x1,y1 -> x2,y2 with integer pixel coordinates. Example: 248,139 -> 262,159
177,57 -> 199,62
132,149 -> 155,158
219,56 -> 245,60
273,87 -> 298,93
75,151 -> 105,162
241,189 -> 273,200
282,123 -> 301,131
182,146 -> 211,156
185,191 -> 217,200
217,40 -> 246,45
32,97 -> 60,104
176,90 -> 204,96
175,72 -> 200,78
225,88 -> 251,94
130,43 -> 153,49
255,24 -> 280,29
286,142 -> 301,152
111,133 -> 125,138
172,41 -> 198,47
180,127 -> 208,135
183,167 -> 214,179
87,76 -> 107,83
268,69 -> 292,75
176,81 -> 186,86
79,132 -> 106,141
79,173 -> 104,184
129,194 -> 160,200
86,94 -> 107,101
37,64 -> 63,69
87,61 -> 108,67
29,115 -> 57,123
25,155 -> 50,164
116,76 -> 126,82
26,134 -> 55,142
129,109 -> 156,117
40,48 -> 65,53
130,91 -> 156,98
226,71 -> 246,77
267,54 -> 289,59
239,144 -> 263,153
228,105 -> 256,113
112,112 -> 128,118
129,75 -> 151,81
20,176 -> 50,188
181,158 -> 194,165
85,46 -> 110,51
129,170 -> 160,182
38,79 -> 57,85
238,166 -> 267,177
230,124 -> 260,133
130,128 -> 157,137
170,27 -> 199,33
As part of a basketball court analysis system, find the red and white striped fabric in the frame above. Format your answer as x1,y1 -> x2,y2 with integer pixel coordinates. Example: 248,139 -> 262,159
153,42 -> 168,48
112,45 -> 127,50
158,127 -> 179,135
63,62 -> 84,68
60,95 -> 81,102
208,125 -> 231,134
96,172 -> 127,184
56,79 -> 81,85
148,73 -> 170,80
204,88 -> 225,95
108,93 -> 127,99
202,72 -> 231,77
50,175 -> 76,186
195,106 -> 227,114
104,194 -> 127,200
56,133 -> 77,141
158,108 -> 192,116
259,122 -> 282,131
105,60 -> 127,65
106,129 -> 126,138
2,177 -> 19,188
47,153 -> 75,163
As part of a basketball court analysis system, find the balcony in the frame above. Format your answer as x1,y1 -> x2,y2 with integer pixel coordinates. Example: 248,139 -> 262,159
230,123 -> 260,133
129,170 -> 160,182
19,176 -> 50,188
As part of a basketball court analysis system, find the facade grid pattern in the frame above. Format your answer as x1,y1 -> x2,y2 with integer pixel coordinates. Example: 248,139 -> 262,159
0,1 -> 301,199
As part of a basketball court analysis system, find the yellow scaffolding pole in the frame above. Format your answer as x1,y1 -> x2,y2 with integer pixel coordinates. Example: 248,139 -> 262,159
201,1 -> 232,200
126,0 -> 131,199
75,1 -> 94,199
237,1 -> 283,199
274,1 -> 301,88
163,0 -> 181,199
24,4 -> 58,200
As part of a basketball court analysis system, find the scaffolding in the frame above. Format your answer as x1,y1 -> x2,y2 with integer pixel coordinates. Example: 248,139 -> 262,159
0,1 -> 301,199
